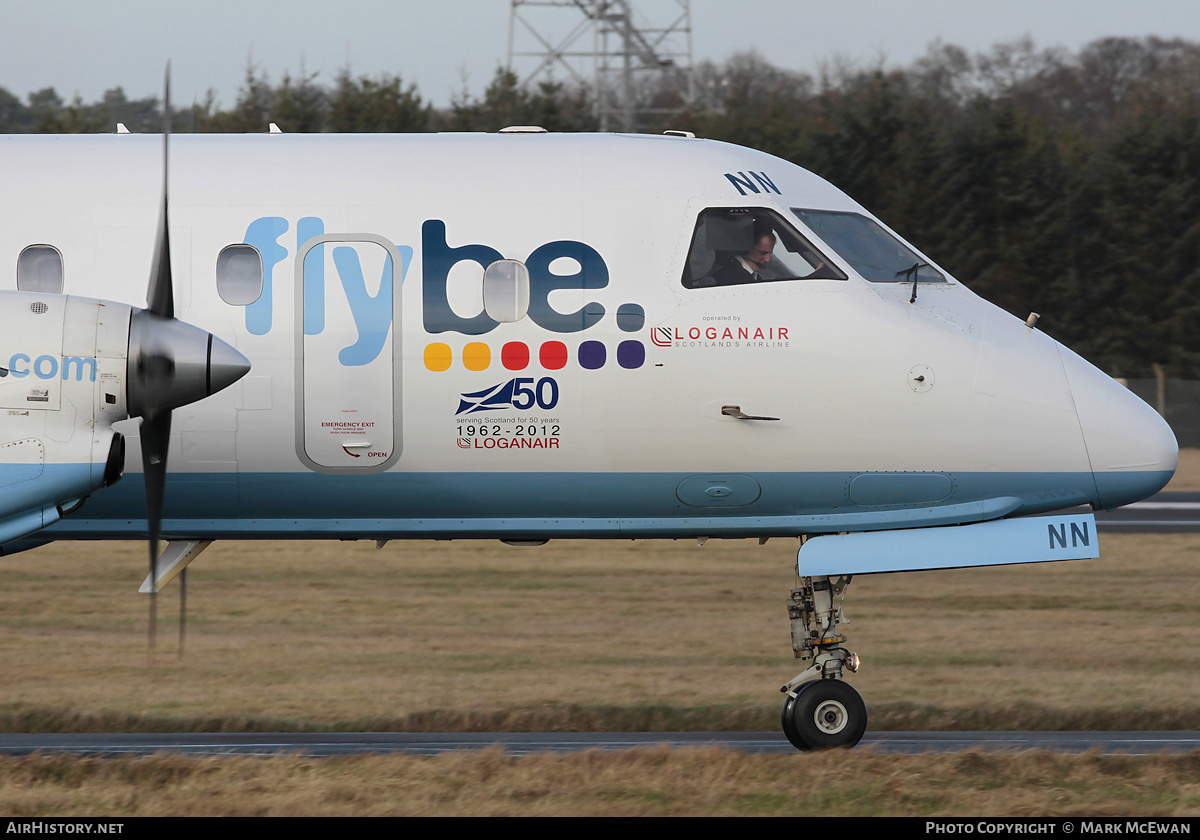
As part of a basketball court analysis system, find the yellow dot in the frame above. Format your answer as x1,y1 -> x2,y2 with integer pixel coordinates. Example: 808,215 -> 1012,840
424,343 -> 452,372
463,342 -> 491,371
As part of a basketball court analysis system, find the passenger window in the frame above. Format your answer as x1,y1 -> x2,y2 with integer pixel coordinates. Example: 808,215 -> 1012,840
681,208 -> 845,289
216,244 -> 263,305
17,245 -> 64,294
483,259 -> 530,323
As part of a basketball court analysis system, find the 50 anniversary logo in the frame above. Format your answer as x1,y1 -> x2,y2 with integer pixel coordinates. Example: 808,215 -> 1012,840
456,377 -> 559,416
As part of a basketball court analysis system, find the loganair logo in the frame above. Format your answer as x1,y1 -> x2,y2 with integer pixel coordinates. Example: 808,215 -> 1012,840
0,354 -> 97,382
653,323 -> 791,348
239,216 -> 646,369
456,377 -> 560,416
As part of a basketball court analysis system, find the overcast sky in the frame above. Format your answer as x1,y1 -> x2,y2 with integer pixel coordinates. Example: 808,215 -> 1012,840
6,1 -> 1200,109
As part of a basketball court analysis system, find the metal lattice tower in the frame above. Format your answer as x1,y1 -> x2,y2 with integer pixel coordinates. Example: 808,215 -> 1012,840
507,0 -> 694,132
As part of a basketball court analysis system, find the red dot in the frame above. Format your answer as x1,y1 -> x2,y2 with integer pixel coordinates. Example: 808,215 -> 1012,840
502,342 -> 529,370
540,341 -> 568,370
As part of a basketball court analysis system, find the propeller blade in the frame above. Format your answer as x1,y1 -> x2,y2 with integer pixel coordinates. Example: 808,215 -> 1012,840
146,196 -> 173,320
131,63 -> 249,657
142,63 -> 174,658
141,411 -> 170,548
179,567 -> 187,659
147,538 -> 157,660
141,409 -> 170,656
146,63 -> 173,320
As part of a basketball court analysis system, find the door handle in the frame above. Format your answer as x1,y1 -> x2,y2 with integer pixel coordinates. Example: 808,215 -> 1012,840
722,405 -> 779,421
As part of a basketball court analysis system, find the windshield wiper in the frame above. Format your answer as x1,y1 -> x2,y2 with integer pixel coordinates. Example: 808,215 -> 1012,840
896,262 -> 929,303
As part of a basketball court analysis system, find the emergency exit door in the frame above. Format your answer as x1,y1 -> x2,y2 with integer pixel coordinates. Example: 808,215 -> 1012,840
296,234 -> 403,473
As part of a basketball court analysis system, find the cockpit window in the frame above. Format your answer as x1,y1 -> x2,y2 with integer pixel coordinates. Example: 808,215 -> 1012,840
681,208 -> 846,289
791,209 -> 945,284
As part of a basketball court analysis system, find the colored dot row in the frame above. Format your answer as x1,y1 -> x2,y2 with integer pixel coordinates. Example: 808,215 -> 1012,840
425,340 -> 645,372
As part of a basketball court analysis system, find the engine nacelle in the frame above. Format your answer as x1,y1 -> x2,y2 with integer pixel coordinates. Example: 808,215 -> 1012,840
0,293 -> 133,543
0,290 -> 249,546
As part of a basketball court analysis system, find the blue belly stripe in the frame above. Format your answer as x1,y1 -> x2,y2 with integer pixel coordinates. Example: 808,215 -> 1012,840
31,468 -> 1143,540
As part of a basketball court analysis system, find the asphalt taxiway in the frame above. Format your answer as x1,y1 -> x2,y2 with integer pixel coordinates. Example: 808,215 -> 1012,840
0,731 -> 1197,757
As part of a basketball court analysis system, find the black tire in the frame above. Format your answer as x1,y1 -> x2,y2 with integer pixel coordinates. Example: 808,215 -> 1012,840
781,679 -> 867,750
780,681 -> 816,751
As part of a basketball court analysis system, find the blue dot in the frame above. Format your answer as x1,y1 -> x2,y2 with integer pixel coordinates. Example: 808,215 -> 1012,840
579,340 -> 606,370
617,340 -> 645,369
616,304 -> 645,332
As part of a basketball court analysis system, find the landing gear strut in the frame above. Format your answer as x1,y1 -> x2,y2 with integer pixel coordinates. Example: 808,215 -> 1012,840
779,575 -> 866,750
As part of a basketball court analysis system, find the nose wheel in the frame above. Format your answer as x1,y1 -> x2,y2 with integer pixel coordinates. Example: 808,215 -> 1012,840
781,678 -> 867,750
779,574 -> 867,750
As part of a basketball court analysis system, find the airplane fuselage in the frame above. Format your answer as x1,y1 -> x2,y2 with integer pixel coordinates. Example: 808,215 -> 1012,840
0,132 -> 1176,542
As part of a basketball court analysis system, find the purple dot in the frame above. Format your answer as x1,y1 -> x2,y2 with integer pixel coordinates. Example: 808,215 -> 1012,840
617,340 -> 645,369
578,340 -> 606,370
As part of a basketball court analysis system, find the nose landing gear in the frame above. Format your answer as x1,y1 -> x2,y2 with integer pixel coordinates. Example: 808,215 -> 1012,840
779,575 -> 867,750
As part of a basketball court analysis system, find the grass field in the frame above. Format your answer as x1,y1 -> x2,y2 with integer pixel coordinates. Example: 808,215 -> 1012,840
1,533 -> 1197,733
0,535 -> 1195,729
0,454 -> 1195,815
3,750 -> 1199,817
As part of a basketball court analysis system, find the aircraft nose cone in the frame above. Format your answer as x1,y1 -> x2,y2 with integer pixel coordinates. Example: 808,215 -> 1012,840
1058,344 -> 1178,509
207,335 -> 251,395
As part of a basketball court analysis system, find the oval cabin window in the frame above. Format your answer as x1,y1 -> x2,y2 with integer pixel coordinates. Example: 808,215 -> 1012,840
17,245 -> 64,294
216,244 -> 264,306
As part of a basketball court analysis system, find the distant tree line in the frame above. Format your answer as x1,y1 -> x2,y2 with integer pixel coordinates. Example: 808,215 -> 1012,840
3,37 -> 1200,377
0,65 -> 594,135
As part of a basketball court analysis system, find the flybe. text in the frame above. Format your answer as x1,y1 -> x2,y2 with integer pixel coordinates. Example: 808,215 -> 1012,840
240,216 -> 616,367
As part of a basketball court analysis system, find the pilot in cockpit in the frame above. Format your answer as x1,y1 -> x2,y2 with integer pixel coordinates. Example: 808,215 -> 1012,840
684,209 -> 842,289
707,223 -> 777,285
